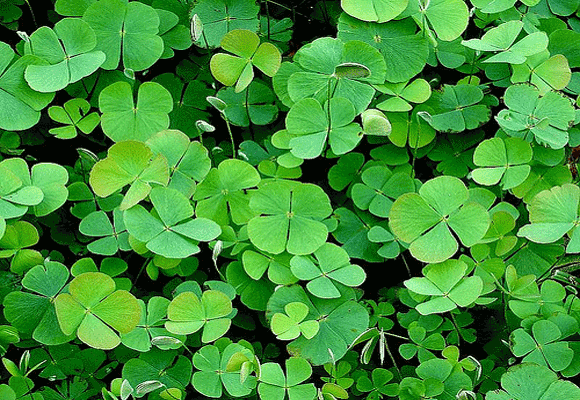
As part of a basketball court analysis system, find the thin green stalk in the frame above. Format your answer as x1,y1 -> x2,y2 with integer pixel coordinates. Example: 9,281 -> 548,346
449,311 -> 462,347
23,0 -> 37,28
224,116 -> 236,158
382,332 -> 402,380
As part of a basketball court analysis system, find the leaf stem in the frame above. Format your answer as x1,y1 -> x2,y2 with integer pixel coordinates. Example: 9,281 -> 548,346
23,0 -> 37,28
448,311 -> 462,347
382,331 -> 402,380
224,116 -> 236,158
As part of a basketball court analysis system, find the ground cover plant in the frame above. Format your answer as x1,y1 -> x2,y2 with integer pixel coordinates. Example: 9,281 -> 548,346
1,0 -> 580,399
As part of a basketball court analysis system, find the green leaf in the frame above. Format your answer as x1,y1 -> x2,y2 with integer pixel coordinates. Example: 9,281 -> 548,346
3,261 -> 73,345
146,129 -> 211,198
341,0 -> 407,22
193,158 -> 260,225
165,290 -> 233,342
99,81 -> 174,142
211,29 -> 281,93
405,259 -> 483,314
124,187 -> 221,258
24,18 -> 105,92
248,181 -> 333,255
495,84 -> 575,149
217,80 -> 278,127
288,37 -> 386,113
0,41 -> 55,131
48,98 -> 100,139
258,357 -> 317,400
471,137 -> 532,189
267,285 -> 369,365
410,0 -> 469,41
191,343 -> 257,397
421,84 -> 490,133
89,140 -> 169,210
488,363 -> 580,399
511,52 -> 571,94
462,20 -> 549,64
338,14 -> 429,83
123,349 -> 192,398
352,165 -> 415,217
290,243 -> 366,299
83,0 -> 164,71
189,0 -> 260,49
284,97 -> 362,159
389,175 -> 490,263
79,209 -> 131,256
54,272 -> 140,349
518,184 -> 580,253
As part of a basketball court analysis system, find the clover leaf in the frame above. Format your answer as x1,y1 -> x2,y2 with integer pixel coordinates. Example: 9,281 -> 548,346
511,319 -> 573,372
157,9 -> 192,59
189,0 -> 260,49
368,224 -> 404,259
165,290 -> 233,343
270,302 -> 320,341
0,41 -> 54,131
404,259 -> 484,315
89,140 -> 169,210
3,260 -> 73,345
145,129 -> 211,198
389,175 -> 490,263
512,164 -> 572,204
217,81 -> 278,127
258,357 -> 317,400
290,243 -> 366,299
471,137 -> 532,189
122,349 -> 192,398
226,261 -> 276,311
48,98 -> 100,139
283,97 -> 362,159
286,36 -> 386,113
495,84 -> 575,149
337,14 -> 429,83
332,207 -> 384,263
462,20 -> 549,64
518,184 -> 580,253
191,342 -> 257,398
267,285 -> 369,365
152,73 -> 213,135
408,0 -> 469,41
54,272 -> 140,350
511,52 -> 571,95
421,84 -> 491,133
340,0 -> 407,23
247,181 -> 333,255
23,18 -> 105,92
351,165 -> 415,218
376,78 -> 432,112
385,106 -> 436,148
242,250 -> 297,285
356,368 -> 398,399
0,220 -> 41,273
485,363 -> 580,400
328,152 -> 365,192
193,158 -> 260,226
0,157 -> 69,218
124,187 -> 221,258
83,0 -> 164,71
399,322 -> 445,361
210,29 -> 281,93
79,209 -> 130,256
99,81 -> 174,142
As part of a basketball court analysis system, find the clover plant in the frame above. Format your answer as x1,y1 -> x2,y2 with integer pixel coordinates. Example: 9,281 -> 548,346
1,0 -> 580,399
